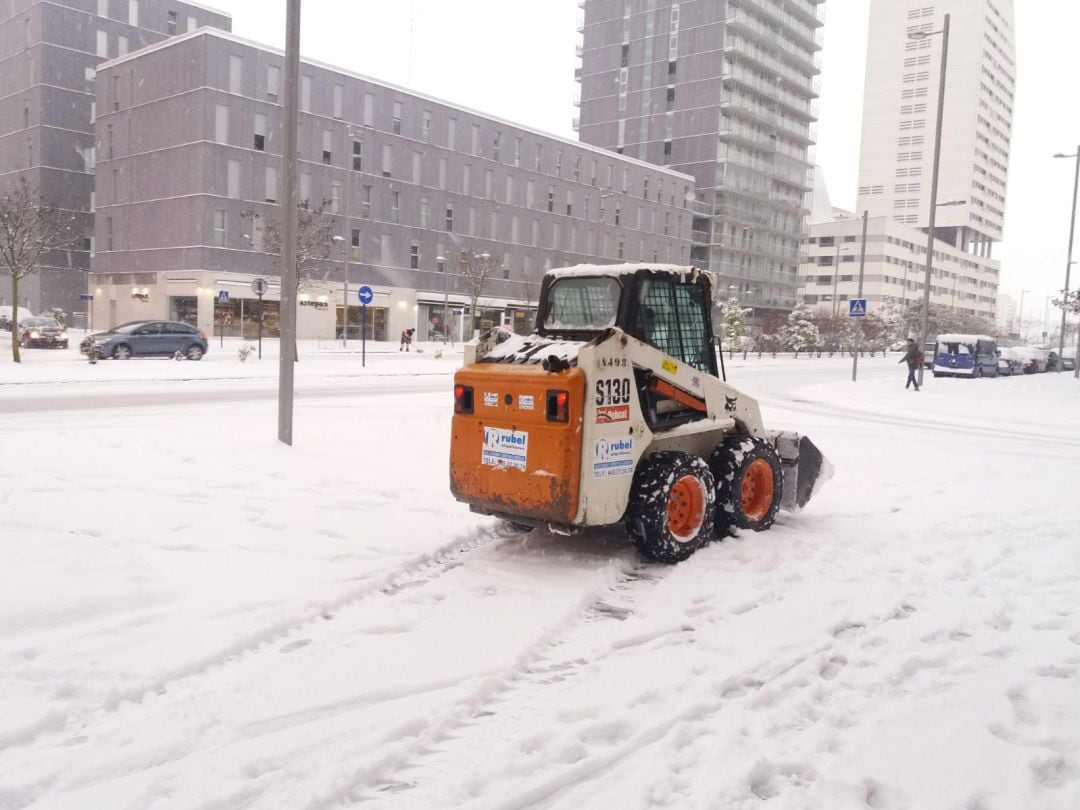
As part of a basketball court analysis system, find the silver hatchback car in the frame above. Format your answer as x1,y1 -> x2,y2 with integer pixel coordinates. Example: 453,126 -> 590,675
80,320 -> 209,360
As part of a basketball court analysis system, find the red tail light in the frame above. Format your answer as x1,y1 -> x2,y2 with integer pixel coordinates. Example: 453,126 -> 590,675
454,384 -> 474,414
546,389 -> 569,423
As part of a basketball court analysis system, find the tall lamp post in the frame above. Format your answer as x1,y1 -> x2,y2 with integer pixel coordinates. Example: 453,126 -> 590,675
908,13 -> 950,388
1053,148 -> 1080,371
437,255 -> 448,345
1018,288 -> 1029,342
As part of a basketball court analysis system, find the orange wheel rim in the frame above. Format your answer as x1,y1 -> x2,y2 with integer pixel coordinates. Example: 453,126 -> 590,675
667,475 -> 706,540
741,459 -> 775,522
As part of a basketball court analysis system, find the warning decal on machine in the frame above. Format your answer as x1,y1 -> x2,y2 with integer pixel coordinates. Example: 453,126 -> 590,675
592,437 -> 634,478
482,428 -> 529,471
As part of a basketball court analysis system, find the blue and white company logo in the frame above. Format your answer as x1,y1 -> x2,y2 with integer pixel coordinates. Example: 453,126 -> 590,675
481,427 -> 529,471
593,437 -> 634,478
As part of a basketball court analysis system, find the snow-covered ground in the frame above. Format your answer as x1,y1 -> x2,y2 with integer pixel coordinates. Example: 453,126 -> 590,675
1,345 -> 1078,810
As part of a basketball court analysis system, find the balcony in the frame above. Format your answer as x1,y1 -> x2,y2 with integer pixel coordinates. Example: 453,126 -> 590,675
723,35 -> 818,99
732,0 -> 821,54
720,63 -> 814,120
725,10 -> 820,78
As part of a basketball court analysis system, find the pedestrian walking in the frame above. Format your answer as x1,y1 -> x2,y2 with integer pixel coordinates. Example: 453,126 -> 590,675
899,338 -> 923,391
399,327 -> 416,352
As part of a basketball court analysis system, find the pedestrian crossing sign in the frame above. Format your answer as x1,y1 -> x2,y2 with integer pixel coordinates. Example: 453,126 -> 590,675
848,298 -> 867,318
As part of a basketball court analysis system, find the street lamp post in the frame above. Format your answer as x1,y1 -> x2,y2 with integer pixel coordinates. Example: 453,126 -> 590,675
438,255 -> 448,345
1018,288 -> 1029,342
1053,148 -> 1080,372
909,12 -> 950,388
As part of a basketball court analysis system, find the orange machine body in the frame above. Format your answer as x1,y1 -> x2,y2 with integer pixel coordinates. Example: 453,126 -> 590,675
450,364 -> 585,525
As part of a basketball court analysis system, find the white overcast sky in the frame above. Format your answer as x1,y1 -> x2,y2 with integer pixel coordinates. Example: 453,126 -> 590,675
211,0 -> 1080,322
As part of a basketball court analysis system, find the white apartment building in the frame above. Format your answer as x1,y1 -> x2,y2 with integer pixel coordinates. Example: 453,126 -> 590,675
799,213 -> 998,320
855,0 -> 1015,258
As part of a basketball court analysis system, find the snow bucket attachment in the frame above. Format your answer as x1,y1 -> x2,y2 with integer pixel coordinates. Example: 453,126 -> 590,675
771,433 -> 833,512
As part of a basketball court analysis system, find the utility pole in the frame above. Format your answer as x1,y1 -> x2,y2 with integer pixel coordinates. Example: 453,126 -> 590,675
278,0 -> 301,446
1053,147 -> 1080,372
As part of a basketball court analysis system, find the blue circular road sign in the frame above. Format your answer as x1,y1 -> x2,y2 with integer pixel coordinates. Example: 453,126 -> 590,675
357,285 -> 374,305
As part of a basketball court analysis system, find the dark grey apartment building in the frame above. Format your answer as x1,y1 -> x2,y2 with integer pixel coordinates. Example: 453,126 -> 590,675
0,0 -> 230,316
89,28 -> 694,342
576,0 -> 823,319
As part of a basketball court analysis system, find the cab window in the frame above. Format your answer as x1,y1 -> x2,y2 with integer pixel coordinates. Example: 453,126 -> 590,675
633,279 -> 712,372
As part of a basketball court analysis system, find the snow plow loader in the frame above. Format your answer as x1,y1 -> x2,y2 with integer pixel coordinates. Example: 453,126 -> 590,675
449,264 -> 831,563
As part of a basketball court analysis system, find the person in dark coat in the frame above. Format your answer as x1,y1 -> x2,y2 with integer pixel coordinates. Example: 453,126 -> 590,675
899,338 -> 923,391
399,327 -> 416,351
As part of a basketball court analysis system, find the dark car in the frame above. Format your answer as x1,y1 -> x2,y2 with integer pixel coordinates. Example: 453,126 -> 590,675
80,320 -> 208,360
18,316 -> 68,349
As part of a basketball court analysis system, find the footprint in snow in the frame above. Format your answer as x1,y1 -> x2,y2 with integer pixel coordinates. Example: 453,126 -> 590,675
820,655 -> 848,680
1035,664 -> 1076,679
279,639 -> 312,654
832,621 -> 866,640
1030,754 -> 1079,790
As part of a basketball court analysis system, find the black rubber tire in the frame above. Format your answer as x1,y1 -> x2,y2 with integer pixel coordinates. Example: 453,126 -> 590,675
186,344 -> 205,361
112,343 -> 132,360
506,521 -> 535,533
625,452 -> 715,564
709,435 -> 784,536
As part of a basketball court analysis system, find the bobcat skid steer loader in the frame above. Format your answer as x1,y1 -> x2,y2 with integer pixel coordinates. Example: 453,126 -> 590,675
449,264 -> 831,563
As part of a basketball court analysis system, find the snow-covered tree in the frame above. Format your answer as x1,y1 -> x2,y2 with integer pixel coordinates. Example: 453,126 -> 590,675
719,296 -> 752,351
811,311 -> 852,355
782,303 -> 820,357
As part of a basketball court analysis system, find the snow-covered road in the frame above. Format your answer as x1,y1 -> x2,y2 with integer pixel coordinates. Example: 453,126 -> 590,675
1,351 -> 1078,809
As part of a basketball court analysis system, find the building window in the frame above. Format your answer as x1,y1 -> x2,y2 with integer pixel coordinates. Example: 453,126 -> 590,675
445,204 -> 454,232
382,144 -> 392,177
106,216 -> 113,250
668,60 -> 676,79
301,75 -> 311,111
565,190 -> 573,216
267,65 -> 279,102
390,190 -> 399,223
363,93 -> 374,126
229,55 -> 242,94
410,244 -> 419,269
96,29 -> 108,57
128,0 -> 138,26
663,140 -> 672,157
352,139 -> 362,171
331,181 -> 341,213
494,131 -> 501,162
514,137 -> 522,167
322,130 -> 332,164
419,196 -> 430,228
556,150 -> 563,177
439,158 -> 447,190
547,187 -> 554,212
227,159 -> 240,198
361,185 -> 372,218
253,113 -> 266,151
167,10 -> 177,34
212,209 -> 226,247
333,84 -> 343,119
393,101 -> 402,134
265,166 -> 277,203
98,0 -> 108,17
412,151 -> 421,184
422,110 -> 431,142
350,228 -> 361,261
214,103 -> 228,144
118,35 -> 128,56
471,124 -> 480,155
299,172 -> 310,204
448,117 -> 457,148
615,204 -> 621,225
535,143 -> 543,171
621,43 -> 630,67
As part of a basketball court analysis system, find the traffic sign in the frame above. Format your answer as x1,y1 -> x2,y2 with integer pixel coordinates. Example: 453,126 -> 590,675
218,290 -> 229,304
251,278 -> 268,296
357,285 -> 374,305
848,298 -> 867,318
79,293 -> 94,301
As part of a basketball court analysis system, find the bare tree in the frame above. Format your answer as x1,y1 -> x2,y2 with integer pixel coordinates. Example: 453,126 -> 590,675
242,200 -> 336,293
241,201 -> 336,361
0,178 -> 75,363
457,248 -> 501,339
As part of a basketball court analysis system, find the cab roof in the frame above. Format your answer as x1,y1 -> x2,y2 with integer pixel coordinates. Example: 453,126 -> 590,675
547,263 -> 697,280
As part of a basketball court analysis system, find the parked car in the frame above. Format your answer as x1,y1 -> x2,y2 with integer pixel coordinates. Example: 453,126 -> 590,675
1012,346 -> 1049,374
996,354 -> 1013,376
931,334 -> 999,378
17,316 -> 68,348
80,320 -> 208,360
1063,354 -> 1077,371
997,347 -> 1025,376
1,307 -> 36,332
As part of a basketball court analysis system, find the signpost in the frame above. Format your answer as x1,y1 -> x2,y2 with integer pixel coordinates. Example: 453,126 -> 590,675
357,284 -> 373,368
217,290 -> 229,347
850,210 -> 869,383
251,278 -> 268,359
79,293 -> 94,334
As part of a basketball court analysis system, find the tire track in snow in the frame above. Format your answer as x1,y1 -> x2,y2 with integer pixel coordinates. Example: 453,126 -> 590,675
0,526 -> 501,758
294,553 -> 674,810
